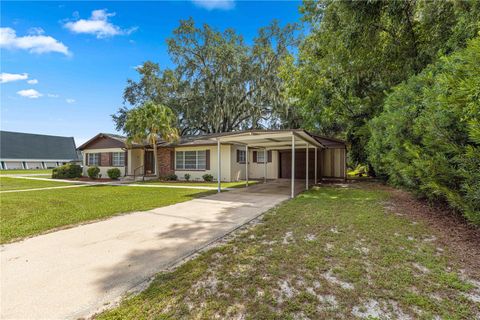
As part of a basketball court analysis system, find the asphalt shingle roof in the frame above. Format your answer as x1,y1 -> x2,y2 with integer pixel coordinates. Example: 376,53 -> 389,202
0,131 -> 79,160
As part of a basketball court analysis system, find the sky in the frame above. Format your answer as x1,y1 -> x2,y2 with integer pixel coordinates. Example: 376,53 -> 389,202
0,0 -> 302,146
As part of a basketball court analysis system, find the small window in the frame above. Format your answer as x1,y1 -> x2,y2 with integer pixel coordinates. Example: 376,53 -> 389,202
238,150 -> 246,163
88,153 -> 100,165
175,150 -> 206,170
112,152 -> 125,167
256,150 -> 266,163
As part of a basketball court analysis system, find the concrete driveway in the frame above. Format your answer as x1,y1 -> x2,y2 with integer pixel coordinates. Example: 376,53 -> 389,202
1,183 -> 292,319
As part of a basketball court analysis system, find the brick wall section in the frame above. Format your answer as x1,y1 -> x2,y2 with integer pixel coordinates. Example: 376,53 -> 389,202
157,147 -> 174,176
100,152 -> 110,166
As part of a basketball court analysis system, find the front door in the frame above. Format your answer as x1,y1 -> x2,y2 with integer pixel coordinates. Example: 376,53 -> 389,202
144,151 -> 154,174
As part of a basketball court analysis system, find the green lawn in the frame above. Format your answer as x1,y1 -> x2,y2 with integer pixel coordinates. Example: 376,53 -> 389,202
0,185 -> 213,243
0,169 -> 52,175
98,184 -> 480,319
141,180 -> 259,188
0,177 -> 73,191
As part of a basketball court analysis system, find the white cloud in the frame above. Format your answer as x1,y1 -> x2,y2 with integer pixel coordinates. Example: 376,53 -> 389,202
66,98 -> 75,104
64,9 -> 137,38
0,27 -> 70,56
17,89 -> 43,99
27,79 -> 39,84
0,72 -> 28,83
191,0 -> 235,10
28,27 -> 45,35
47,93 -> 59,98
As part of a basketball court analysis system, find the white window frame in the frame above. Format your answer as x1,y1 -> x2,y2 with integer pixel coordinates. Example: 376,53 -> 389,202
175,150 -> 207,170
256,151 -> 266,163
88,153 -> 100,166
112,152 -> 125,167
238,150 -> 246,163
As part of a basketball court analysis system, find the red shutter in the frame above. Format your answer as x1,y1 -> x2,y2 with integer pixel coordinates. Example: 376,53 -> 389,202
267,150 -> 272,162
206,150 -> 210,170
253,151 -> 257,163
170,150 -> 175,170
109,153 -> 113,166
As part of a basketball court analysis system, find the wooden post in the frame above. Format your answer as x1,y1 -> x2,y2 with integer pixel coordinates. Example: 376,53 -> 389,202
314,147 -> 318,185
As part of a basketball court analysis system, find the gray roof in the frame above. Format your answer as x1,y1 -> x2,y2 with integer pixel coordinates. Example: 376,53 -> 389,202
0,131 -> 79,160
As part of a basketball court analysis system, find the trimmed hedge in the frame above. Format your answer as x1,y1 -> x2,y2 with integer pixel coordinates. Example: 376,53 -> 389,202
52,163 -> 82,179
87,166 -> 100,179
107,168 -> 121,180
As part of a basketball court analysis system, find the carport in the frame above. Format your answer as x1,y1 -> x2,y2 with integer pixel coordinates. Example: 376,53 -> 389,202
212,130 -> 325,198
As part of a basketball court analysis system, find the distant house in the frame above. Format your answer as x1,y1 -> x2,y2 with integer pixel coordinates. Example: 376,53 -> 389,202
78,130 -> 347,197
0,131 -> 79,170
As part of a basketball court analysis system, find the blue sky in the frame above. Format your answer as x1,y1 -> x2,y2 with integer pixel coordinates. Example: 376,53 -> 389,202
1,1 -> 302,146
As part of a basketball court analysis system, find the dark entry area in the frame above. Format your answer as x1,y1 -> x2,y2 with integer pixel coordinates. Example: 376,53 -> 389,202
279,149 -> 317,179
144,150 -> 155,174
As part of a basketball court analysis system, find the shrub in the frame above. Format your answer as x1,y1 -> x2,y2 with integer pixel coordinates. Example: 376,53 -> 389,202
202,174 -> 213,182
184,173 -> 191,181
107,168 -> 121,180
52,163 -> 82,179
87,166 -> 100,179
367,36 -> 480,225
166,173 -> 178,181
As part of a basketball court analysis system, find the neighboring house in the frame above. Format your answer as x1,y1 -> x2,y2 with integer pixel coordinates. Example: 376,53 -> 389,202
0,131 -> 79,170
78,130 -> 347,194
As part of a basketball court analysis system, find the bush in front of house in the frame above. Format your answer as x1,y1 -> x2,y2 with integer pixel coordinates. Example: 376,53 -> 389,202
166,173 -> 178,181
184,173 -> 191,181
107,168 -> 121,180
87,166 -> 100,179
52,163 -> 82,179
202,174 -> 213,182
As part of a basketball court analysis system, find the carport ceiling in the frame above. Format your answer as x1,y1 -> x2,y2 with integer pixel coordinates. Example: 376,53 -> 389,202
213,130 -> 324,149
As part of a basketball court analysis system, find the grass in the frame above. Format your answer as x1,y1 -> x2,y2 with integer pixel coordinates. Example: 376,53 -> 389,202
141,180 -> 260,188
0,185 -> 213,243
98,184 -> 480,319
0,176 -> 72,191
0,169 -> 52,175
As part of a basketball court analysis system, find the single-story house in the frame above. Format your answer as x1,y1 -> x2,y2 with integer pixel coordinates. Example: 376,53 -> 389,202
0,131 -> 79,170
78,130 -> 347,197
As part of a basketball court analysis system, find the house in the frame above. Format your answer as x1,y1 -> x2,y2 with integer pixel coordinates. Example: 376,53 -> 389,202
78,130 -> 347,197
0,131 -> 79,170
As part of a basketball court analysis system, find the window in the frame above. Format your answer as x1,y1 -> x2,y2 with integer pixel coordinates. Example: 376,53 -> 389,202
237,150 -> 246,163
256,150 -> 267,163
87,153 -> 100,165
112,152 -> 125,167
176,150 -> 207,170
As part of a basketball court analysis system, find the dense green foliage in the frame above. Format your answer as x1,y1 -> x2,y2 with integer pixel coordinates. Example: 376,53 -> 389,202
368,37 -> 480,224
202,174 -> 213,182
285,0 -> 480,164
52,164 -> 82,179
107,168 -> 121,180
114,19 -> 299,135
118,101 -> 179,178
87,166 -> 100,179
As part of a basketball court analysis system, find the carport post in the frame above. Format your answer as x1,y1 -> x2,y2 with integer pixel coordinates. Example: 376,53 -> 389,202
217,140 -> 221,193
291,135 -> 295,198
245,145 -> 249,187
264,148 -> 267,183
306,144 -> 309,190
314,147 -> 318,185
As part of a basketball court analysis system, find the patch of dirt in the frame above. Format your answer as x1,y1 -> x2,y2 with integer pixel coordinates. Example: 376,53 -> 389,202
322,270 -> 354,290
366,182 -> 480,278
